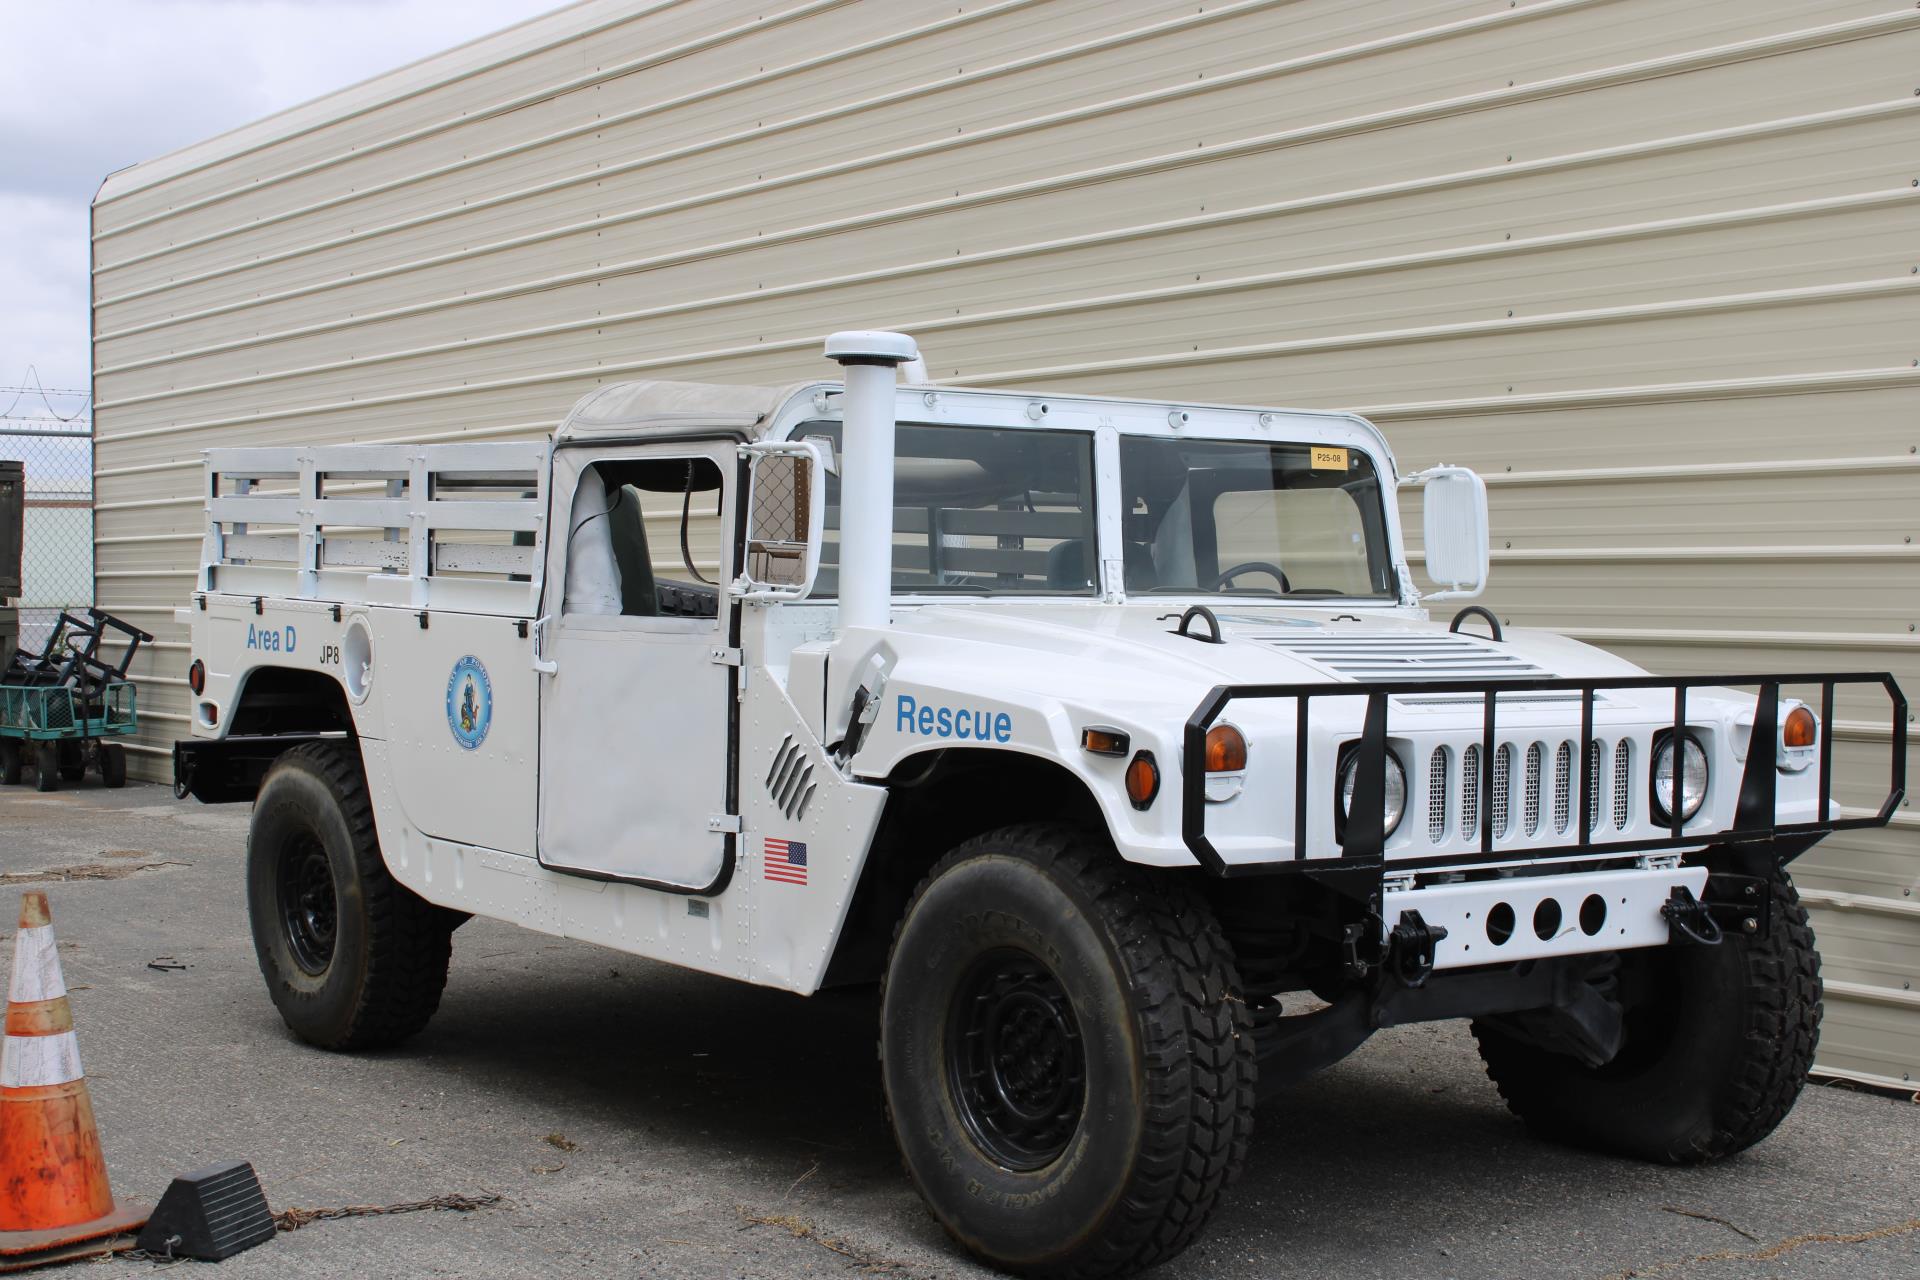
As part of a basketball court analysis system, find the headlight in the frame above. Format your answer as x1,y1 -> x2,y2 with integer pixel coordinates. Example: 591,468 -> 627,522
1652,735 -> 1708,823
1338,750 -> 1407,838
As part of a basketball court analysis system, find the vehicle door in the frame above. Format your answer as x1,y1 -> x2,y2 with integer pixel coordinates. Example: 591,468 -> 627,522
535,440 -> 738,890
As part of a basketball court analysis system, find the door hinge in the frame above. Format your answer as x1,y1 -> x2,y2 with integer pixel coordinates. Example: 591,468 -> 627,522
709,647 -> 742,667
707,814 -> 743,834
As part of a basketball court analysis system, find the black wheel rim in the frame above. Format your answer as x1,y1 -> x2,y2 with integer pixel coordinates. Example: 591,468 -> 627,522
277,835 -> 338,974
945,948 -> 1087,1171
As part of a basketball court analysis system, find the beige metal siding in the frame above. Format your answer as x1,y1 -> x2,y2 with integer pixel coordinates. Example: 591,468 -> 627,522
93,0 -> 1918,1084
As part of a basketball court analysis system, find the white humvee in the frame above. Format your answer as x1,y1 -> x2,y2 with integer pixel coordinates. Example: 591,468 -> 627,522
177,331 -> 1902,1278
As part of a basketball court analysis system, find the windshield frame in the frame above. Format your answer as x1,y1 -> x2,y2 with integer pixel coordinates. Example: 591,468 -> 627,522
763,383 -> 1411,608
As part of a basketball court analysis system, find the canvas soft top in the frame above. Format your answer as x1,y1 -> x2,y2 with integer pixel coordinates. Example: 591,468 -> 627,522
553,379 -> 820,446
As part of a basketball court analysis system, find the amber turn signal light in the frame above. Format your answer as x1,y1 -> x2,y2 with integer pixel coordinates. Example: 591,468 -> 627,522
1081,726 -> 1131,757
1205,724 -> 1247,773
1125,751 -> 1160,810
188,658 -> 206,695
1782,705 -> 1817,749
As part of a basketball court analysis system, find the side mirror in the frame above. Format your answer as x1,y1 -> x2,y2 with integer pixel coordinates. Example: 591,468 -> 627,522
1417,465 -> 1489,600
732,440 -> 827,603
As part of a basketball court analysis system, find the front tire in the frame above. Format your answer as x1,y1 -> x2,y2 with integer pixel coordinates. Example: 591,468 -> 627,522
34,742 -> 57,791
880,824 -> 1253,1279
0,740 -> 20,786
247,743 -> 456,1050
1473,869 -> 1819,1163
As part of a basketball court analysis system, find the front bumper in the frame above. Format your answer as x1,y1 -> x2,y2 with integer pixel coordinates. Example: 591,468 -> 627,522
1180,670 -> 1906,884
1384,862 -> 1707,971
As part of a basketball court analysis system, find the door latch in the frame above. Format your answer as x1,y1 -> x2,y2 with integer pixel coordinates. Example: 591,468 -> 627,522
529,614 -> 557,675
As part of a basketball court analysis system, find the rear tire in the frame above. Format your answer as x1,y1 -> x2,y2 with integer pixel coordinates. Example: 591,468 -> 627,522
0,741 -> 19,786
34,742 -> 57,791
247,742 -> 456,1050
99,744 -> 127,789
880,824 -> 1253,1279
1473,869 -> 1819,1163
57,741 -> 85,782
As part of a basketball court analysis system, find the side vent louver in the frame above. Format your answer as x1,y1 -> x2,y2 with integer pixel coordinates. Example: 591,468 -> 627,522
766,735 -> 816,822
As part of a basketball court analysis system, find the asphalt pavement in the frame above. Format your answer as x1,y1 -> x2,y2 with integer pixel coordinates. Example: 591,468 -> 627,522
1,781 -> 1915,1279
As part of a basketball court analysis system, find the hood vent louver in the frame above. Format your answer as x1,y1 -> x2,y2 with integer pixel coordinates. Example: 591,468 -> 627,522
1251,633 -> 1545,681
1250,633 -> 1592,704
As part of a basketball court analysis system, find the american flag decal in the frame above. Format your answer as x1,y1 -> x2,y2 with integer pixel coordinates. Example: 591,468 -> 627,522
763,837 -> 808,885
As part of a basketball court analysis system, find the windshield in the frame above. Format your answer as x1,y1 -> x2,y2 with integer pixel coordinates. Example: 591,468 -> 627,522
811,421 -> 1098,596
1117,437 -> 1395,599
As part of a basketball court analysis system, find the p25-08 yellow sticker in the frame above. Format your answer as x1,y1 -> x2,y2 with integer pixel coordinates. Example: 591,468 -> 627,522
1310,446 -> 1349,471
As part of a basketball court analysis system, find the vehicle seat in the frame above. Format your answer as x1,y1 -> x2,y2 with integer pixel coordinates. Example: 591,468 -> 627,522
607,486 -> 657,617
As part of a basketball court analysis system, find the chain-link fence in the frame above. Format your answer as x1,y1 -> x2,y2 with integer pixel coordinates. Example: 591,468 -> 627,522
0,425 -> 94,657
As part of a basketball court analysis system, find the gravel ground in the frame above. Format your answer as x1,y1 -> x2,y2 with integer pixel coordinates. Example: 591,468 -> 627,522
1,781 -> 1915,1279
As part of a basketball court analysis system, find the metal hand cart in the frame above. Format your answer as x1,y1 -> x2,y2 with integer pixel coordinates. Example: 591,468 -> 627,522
0,608 -> 152,791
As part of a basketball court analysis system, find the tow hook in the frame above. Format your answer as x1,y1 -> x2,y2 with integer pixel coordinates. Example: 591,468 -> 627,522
1662,886 -> 1724,947
1387,910 -> 1449,988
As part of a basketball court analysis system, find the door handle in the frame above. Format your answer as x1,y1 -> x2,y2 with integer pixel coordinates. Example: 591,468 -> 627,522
530,614 -> 558,675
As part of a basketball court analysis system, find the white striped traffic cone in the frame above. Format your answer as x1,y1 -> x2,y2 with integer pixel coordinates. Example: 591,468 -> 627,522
0,891 -> 148,1267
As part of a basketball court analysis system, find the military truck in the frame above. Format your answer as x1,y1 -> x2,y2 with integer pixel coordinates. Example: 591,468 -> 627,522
176,331 -> 1905,1278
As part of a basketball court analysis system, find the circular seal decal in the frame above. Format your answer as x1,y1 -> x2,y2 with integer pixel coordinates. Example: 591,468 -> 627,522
445,655 -> 492,750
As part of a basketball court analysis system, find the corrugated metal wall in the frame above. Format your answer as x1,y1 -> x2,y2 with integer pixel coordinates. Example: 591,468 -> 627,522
92,0 -> 1918,1085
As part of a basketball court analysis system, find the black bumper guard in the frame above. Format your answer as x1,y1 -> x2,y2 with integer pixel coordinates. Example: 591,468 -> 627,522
1181,672 -> 1906,879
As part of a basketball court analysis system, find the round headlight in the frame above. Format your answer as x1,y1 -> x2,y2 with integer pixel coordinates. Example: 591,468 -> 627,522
1339,751 -> 1407,837
1653,735 -> 1708,823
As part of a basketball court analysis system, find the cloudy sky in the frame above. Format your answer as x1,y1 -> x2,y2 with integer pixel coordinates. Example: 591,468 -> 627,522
0,0 -> 563,415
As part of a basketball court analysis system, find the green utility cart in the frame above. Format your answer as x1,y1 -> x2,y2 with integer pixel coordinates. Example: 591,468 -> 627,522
1,608 -> 151,791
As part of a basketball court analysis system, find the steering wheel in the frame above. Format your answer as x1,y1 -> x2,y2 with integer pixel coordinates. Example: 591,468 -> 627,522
1209,560 -> 1290,592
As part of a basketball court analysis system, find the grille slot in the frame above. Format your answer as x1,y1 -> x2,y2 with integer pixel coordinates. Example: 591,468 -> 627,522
1523,742 -> 1543,836
1553,742 -> 1573,833
1427,747 -> 1450,842
765,735 -> 816,821
1612,740 -> 1632,829
1586,740 -> 1606,832
1460,744 -> 1480,841
1491,744 -> 1513,838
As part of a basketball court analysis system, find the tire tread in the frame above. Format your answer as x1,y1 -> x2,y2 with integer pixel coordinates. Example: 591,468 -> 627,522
883,823 -> 1253,1279
1474,872 -> 1820,1163
260,742 -> 453,1050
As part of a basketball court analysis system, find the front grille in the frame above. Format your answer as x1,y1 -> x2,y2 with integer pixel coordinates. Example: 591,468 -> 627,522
1553,742 -> 1572,833
1425,734 -> 1638,847
1523,742 -> 1543,836
1427,747 -> 1450,841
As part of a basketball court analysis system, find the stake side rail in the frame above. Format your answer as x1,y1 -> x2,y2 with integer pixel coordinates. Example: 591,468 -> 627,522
199,444 -> 549,616
1180,672 -> 1907,879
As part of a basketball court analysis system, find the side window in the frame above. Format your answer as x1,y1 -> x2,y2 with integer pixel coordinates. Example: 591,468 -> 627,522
808,421 -> 1098,597
563,457 -> 725,620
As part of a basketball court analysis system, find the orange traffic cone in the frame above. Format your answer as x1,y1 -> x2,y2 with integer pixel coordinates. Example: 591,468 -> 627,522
0,892 -> 148,1270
